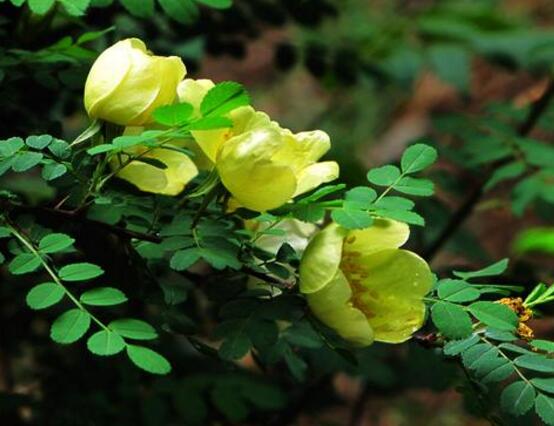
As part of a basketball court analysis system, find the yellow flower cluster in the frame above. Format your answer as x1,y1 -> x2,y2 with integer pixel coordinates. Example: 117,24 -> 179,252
83,38 -> 339,211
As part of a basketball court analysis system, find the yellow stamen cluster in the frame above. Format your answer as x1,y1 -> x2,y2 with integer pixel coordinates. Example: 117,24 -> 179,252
498,297 -> 534,340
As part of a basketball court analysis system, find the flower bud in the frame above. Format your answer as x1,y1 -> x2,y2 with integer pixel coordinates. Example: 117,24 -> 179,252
84,38 -> 186,126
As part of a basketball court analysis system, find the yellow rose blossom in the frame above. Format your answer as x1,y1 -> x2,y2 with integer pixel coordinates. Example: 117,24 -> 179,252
177,79 -> 340,211
111,127 -> 198,196
300,219 -> 433,346
84,38 -> 186,126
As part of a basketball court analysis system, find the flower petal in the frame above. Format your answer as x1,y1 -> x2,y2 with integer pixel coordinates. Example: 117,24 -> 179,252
217,128 -> 297,212
300,223 -> 347,294
272,130 -> 331,173
177,78 -> 215,117
293,161 -> 340,197
344,219 -> 409,256
192,107 -> 271,163
85,38 -> 186,126
307,270 -> 374,346
115,147 -> 198,196
356,249 -> 433,343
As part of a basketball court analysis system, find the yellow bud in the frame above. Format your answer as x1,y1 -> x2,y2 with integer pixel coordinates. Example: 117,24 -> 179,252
84,38 -> 186,126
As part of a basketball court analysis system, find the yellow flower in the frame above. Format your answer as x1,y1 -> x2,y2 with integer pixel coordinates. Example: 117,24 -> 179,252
111,127 -> 198,196
84,38 -> 186,126
300,220 -> 432,346
177,78 -> 339,211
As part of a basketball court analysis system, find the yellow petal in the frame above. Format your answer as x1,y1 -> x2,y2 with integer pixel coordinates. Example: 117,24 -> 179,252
354,249 -> 433,343
307,270 -> 374,346
272,130 -> 331,173
114,147 -> 198,196
84,38 -> 186,126
192,107 -> 271,163
299,223 -> 347,294
84,39 -> 134,117
344,219 -> 409,257
293,161 -> 340,197
217,128 -> 297,212
177,78 -> 215,117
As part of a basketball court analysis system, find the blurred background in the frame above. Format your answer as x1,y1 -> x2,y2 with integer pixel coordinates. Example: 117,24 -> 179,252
2,0 -> 554,424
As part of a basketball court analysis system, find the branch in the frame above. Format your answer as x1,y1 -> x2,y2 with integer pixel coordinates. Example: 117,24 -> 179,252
1,200 -> 162,243
423,79 -> 554,262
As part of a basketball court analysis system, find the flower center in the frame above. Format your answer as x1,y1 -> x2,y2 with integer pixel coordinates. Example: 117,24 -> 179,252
340,243 -> 375,318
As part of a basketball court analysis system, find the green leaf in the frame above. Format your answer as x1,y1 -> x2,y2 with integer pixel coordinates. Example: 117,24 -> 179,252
428,44 -> 470,91
453,258 -> 509,280
211,383 -> 249,423
50,309 -> 91,344
109,319 -> 158,340
187,116 -> 233,130
8,253 -> 41,275
48,139 -> 71,158
531,378 -> 554,394
170,248 -> 201,271
158,0 -> 198,24
535,394 -> 554,426
87,330 -> 126,356
0,137 -> 24,156
373,196 -> 414,211
461,343 -> 498,369
499,343 -> 534,355
481,361 -> 513,384
366,165 -> 401,186
513,228 -> 554,255
485,329 -> 517,342
394,177 -> 434,196
468,301 -> 518,331
484,161 -> 526,191
26,282 -> 64,310
0,227 -> 11,238
58,263 -> 104,281
153,102 -> 193,126
200,81 -> 250,117
514,354 -> 554,373
38,233 -> 74,253
373,208 -> 425,226
462,343 -> 499,371
443,334 -> 479,356
28,0 -> 55,15
12,152 -> 43,172
431,302 -> 473,339
42,162 -> 67,181
87,144 -> 116,155
437,279 -> 480,303
531,339 -> 554,353
500,381 -> 535,416
331,209 -> 373,229
80,287 -> 128,306
400,143 -> 438,174
26,134 -> 52,149
58,0 -> 90,16
127,345 -> 171,375
195,0 -> 232,8
219,332 -> 252,360
119,0 -> 154,17
344,187 -> 377,207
